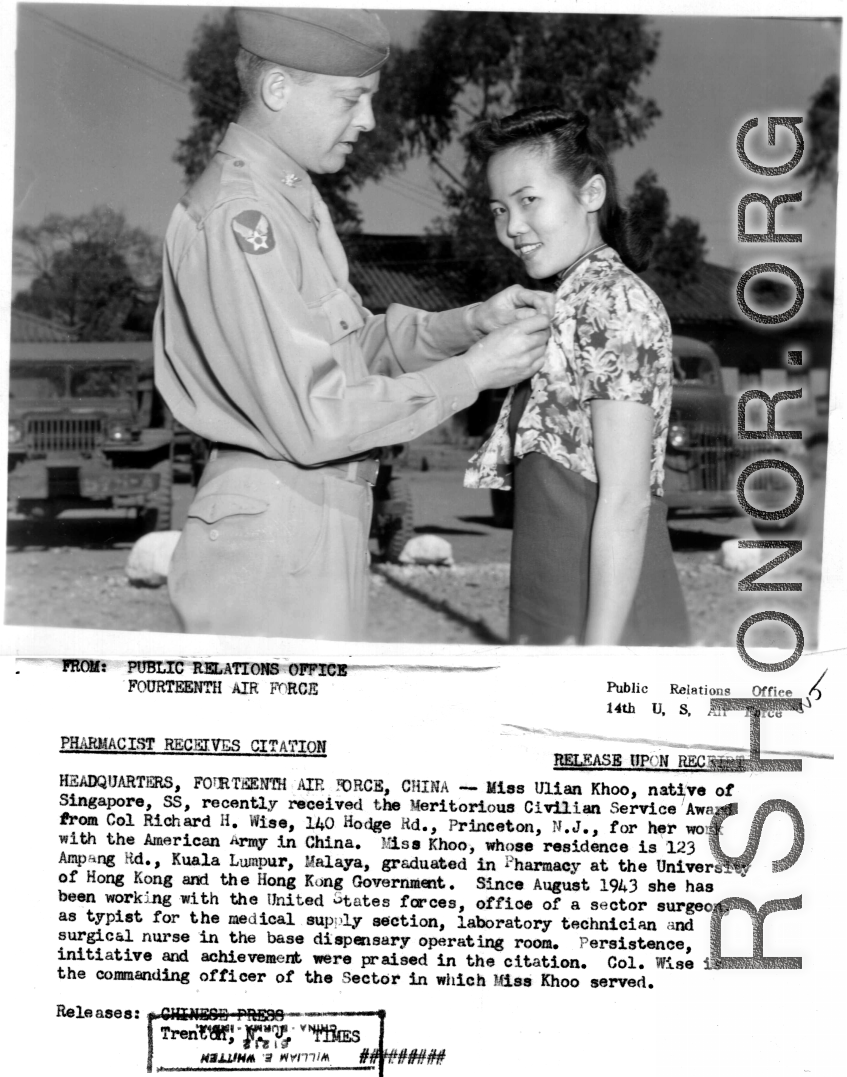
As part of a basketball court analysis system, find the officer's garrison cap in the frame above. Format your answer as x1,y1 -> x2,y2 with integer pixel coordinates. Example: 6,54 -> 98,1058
235,8 -> 390,77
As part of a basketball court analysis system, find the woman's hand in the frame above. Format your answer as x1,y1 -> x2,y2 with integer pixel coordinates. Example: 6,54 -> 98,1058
472,284 -> 555,334
583,399 -> 653,646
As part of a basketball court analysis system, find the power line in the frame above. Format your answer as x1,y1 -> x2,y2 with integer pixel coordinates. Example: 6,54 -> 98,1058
21,5 -> 235,115
21,5 -> 449,222
378,173 -> 444,214
390,173 -> 446,199
380,179 -> 444,215
387,177 -> 446,211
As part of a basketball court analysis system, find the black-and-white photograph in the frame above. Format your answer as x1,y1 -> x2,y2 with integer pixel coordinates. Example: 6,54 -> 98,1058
4,5 -> 840,653
2,9 -> 843,1075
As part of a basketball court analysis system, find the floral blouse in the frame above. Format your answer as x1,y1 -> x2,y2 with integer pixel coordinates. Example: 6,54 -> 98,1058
465,246 -> 674,496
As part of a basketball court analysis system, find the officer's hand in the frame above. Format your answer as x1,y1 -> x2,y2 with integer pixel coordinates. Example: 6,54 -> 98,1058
465,314 -> 550,392
472,284 -> 555,333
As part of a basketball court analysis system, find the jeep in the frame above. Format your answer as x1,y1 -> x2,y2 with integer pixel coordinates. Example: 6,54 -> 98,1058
7,341 -> 175,531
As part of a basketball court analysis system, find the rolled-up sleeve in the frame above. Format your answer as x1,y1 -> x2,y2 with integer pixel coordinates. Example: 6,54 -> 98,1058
156,199 -> 479,465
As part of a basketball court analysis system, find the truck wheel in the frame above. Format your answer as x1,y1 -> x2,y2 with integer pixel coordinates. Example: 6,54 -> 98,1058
141,459 -> 174,533
375,476 -> 415,562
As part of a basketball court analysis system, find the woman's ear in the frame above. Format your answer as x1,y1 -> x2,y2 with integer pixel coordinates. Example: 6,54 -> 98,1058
580,173 -> 607,212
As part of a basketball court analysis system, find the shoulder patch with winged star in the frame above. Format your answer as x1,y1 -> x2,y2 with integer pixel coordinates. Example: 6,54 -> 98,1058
232,210 -> 275,255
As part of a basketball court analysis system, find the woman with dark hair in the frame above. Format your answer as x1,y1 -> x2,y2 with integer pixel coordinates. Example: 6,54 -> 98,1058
465,107 -> 690,646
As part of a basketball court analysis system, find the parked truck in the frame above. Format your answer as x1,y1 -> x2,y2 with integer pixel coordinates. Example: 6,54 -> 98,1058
8,341 -> 175,531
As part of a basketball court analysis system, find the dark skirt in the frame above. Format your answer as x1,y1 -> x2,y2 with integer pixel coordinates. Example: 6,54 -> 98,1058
509,452 -> 690,646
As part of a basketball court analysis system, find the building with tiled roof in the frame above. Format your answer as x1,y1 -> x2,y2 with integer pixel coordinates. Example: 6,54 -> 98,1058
10,308 -> 78,343
345,235 -> 469,313
344,235 -> 832,405
640,261 -> 833,328
10,237 -> 829,409
641,261 -> 832,403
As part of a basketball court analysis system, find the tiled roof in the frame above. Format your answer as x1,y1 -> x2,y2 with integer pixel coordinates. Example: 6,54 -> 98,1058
345,235 -> 469,312
343,235 -> 833,327
641,262 -> 833,326
10,308 -> 78,343
11,240 -> 829,337
640,262 -> 738,324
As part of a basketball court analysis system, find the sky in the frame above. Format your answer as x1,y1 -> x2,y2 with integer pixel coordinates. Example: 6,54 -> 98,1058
7,4 -> 843,296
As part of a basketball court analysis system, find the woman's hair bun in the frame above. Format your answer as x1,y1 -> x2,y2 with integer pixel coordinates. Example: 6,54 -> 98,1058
470,104 -> 651,273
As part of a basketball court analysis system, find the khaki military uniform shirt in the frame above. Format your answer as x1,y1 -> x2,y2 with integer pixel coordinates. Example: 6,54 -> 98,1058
154,123 -> 481,465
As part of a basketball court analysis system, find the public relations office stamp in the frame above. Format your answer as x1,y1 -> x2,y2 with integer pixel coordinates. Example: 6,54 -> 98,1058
148,1008 -> 385,1074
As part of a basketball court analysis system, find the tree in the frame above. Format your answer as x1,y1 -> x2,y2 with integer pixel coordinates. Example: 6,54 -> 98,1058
626,170 -> 707,286
175,11 -> 693,295
175,8 -> 409,228
13,207 -> 161,340
173,9 -> 242,188
797,74 -> 839,192
394,12 -> 663,296
625,170 -> 670,245
398,14 -> 660,162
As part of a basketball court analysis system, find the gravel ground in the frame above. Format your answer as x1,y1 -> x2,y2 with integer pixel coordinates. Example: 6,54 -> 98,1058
4,461 -> 822,647
371,553 -> 820,648
3,546 -> 486,644
4,544 -> 820,648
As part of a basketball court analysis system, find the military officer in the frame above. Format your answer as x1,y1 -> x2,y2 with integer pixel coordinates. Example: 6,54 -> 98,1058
154,8 -> 551,640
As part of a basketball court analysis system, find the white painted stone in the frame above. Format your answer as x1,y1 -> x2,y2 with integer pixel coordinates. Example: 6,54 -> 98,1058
398,534 -> 454,567
720,539 -> 765,573
126,531 -> 181,587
